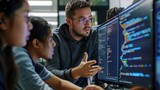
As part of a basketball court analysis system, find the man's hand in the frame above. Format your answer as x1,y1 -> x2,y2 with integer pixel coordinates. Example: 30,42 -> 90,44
71,52 -> 101,79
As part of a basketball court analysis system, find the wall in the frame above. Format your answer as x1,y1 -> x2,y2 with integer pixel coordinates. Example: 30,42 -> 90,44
109,0 -> 134,9
109,0 -> 120,9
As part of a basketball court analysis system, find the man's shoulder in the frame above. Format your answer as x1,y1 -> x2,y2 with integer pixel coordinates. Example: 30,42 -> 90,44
52,27 -> 68,42
88,30 -> 97,39
91,29 -> 97,34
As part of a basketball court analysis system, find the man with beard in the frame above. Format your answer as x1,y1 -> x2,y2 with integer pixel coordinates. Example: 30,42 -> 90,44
46,0 -> 102,87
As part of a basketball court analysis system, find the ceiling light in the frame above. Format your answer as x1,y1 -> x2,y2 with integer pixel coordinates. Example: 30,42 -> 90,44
28,1 -> 52,6
48,21 -> 58,25
29,12 -> 58,17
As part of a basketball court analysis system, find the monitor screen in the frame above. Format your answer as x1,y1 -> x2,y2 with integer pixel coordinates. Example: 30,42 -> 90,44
118,0 -> 153,87
97,17 -> 119,83
155,0 -> 160,89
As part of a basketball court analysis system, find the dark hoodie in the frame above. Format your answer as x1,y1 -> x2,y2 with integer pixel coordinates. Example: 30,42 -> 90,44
46,23 -> 98,87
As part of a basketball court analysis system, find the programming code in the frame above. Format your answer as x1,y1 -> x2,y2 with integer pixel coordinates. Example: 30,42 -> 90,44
98,17 -> 119,82
118,0 -> 152,87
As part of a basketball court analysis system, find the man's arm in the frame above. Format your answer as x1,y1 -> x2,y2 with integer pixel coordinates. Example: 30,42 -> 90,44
46,33 -> 101,81
71,52 -> 101,79
46,48 -> 101,81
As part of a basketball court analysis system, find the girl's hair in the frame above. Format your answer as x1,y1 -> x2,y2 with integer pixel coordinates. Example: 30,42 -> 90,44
0,0 -> 25,90
27,16 -> 51,46
106,7 -> 124,20
0,0 -> 24,17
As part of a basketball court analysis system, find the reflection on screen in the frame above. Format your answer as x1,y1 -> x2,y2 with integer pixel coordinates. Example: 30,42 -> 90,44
98,17 -> 119,83
119,0 -> 152,87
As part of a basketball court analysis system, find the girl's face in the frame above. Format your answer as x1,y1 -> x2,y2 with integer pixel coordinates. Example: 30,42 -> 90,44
1,0 -> 32,46
39,30 -> 56,60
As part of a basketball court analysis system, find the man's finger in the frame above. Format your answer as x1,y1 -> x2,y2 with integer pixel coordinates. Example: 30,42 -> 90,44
82,52 -> 88,62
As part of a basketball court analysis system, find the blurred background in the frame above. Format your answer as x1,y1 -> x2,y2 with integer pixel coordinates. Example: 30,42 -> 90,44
28,0 -> 134,31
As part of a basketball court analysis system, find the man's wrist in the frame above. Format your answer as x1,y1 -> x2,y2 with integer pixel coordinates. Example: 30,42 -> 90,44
71,67 -> 81,79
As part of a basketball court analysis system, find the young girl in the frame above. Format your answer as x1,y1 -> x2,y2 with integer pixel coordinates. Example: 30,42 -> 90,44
13,16 -> 103,90
0,0 -> 32,89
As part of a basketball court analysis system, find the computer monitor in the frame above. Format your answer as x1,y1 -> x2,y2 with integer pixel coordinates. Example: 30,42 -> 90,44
118,0 -> 153,88
155,0 -> 160,89
97,0 -> 153,88
97,17 -> 119,83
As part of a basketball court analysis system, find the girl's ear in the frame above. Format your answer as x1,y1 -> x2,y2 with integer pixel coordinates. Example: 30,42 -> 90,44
0,18 -> 2,24
32,39 -> 40,49
0,13 -> 8,31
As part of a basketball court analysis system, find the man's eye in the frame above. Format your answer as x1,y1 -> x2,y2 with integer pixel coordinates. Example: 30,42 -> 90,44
79,18 -> 85,21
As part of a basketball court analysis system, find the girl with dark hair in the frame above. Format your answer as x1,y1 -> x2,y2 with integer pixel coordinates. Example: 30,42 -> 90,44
0,0 -> 32,90
106,7 -> 124,21
13,16 -> 104,90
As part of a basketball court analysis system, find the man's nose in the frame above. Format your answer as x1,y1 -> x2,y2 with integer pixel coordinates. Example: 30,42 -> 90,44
84,19 -> 91,26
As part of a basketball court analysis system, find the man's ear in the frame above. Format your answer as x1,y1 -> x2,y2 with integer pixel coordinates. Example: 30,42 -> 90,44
0,13 -> 7,31
66,17 -> 72,26
32,39 -> 40,49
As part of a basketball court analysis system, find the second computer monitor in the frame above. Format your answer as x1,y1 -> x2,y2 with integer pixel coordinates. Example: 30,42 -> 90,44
97,17 -> 119,83
155,0 -> 160,89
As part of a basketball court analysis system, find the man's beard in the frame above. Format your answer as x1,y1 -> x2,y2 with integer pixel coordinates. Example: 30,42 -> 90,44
72,28 -> 90,38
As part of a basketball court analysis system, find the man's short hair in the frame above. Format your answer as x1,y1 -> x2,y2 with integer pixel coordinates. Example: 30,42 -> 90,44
106,7 -> 124,20
65,0 -> 91,18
